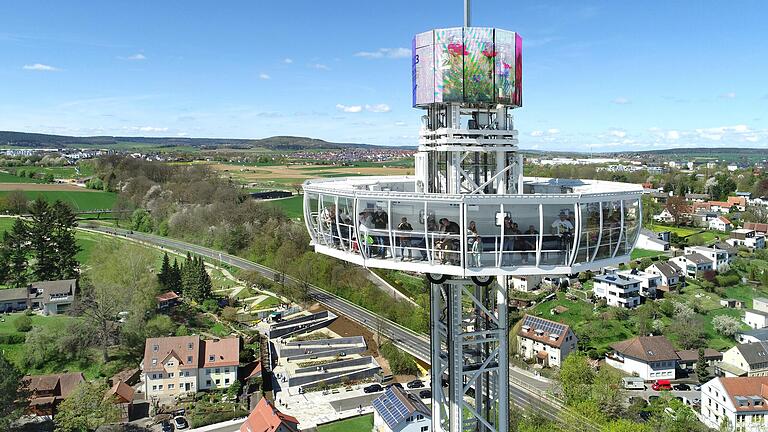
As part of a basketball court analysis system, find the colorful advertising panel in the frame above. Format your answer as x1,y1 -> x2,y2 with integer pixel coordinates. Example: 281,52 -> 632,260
413,31 -> 435,106
435,28 -> 464,103
463,27 -> 495,103
514,33 -> 523,107
494,29 -> 515,105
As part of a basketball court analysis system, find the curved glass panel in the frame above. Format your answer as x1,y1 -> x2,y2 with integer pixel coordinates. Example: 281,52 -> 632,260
540,204 -> 574,266
391,200 -> 427,261
576,202 -> 600,263
596,201 -> 622,260
623,199 -> 641,254
501,204 -> 540,267
335,196 -> 356,252
306,192 -> 321,242
465,203 -> 502,268
426,202 -> 462,266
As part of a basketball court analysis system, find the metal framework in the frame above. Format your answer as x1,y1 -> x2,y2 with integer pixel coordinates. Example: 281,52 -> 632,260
431,277 -> 508,432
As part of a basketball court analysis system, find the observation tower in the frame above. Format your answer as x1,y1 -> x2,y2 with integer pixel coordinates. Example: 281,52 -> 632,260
303,2 -> 642,431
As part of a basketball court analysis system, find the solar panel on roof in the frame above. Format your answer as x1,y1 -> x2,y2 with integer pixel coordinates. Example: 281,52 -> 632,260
523,315 -> 566,335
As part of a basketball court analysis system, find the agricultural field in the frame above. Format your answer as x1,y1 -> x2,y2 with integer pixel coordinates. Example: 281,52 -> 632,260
0,187 -> 117,211
0,171 -> 44,183
265,195 -> 304,220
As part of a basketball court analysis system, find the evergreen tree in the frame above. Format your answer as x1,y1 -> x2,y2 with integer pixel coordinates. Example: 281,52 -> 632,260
2,218 -> 30,288
196,257 -> 213,301
170,258 -> 182,292
695,347 -> 709,383
181,253 -> 198,299
158,252 -> 171,289
50,200 -> 80,279
28,197 -> 56,281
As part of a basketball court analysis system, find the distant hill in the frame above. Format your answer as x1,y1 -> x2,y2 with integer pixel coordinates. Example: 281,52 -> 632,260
0,131 -> 382,151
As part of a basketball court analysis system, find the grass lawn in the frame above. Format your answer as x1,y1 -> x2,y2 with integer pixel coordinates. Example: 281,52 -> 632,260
0,190 -> 117,211
317,414 -> 373,432
255,295 -> 282,308
0,217 -> 110,265
631,248 -> 667,260
265,195 -> 304,220
0,171 -> 44,183
646,223 -> 700,237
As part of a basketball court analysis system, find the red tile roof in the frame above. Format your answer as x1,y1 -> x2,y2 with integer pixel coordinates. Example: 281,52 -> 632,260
22,372 -> 85,405
517,314 -> 573,349
156,291 -> 179,302
718,376 -> 768,412
143,335 -> 200,372
200,337 -> 240,368
610,336 -> 679,362
105,381 -> 135,404
240,398 -> 299,432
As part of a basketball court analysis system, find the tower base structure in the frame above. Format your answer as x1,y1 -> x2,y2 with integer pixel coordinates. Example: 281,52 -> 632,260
430,276 -> 509,432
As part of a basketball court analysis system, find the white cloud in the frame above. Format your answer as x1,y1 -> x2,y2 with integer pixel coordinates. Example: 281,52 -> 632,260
258,73 -> 271,80
354,47 -> 411,59
530,130 -> 544,137
310,63 -> 330,70
547,128 -> 560,135
127,126 -> 168,133
612,97 -> 631,105
335,104 -> 363,113
283,58 -> 293,64
124,53 -> 146,61
720,92 -> 736,99
394,121 -> 407,126
665,130 -> 680,140
608,129 -> 627,138
22,63 -> 60,71
365,104 -> 391,113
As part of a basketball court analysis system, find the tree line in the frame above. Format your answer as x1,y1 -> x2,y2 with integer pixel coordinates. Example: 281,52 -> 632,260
0,198 -> 80,287
157,251 -> 214,302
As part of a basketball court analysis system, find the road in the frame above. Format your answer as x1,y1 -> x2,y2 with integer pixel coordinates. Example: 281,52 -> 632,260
83,225 -> 599,430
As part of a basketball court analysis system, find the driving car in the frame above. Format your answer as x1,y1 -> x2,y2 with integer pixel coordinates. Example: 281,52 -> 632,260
173,416 -> 188,430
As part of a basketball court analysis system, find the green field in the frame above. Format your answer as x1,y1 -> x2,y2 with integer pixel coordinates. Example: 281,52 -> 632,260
266,195 -> 304,220
630,248 -> 667,260
0,190 -> 117,211
317,414 -> 373,432
0,171 -> 44,183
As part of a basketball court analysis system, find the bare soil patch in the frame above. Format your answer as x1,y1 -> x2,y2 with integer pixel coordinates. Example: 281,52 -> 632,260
0,183 -> 94,192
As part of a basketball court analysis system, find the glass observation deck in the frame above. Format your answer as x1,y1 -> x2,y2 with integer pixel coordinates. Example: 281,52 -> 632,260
303,175 -> 643,277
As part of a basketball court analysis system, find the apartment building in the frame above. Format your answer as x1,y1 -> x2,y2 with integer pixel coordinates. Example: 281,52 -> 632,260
701,376 -> 768,431
516,314 -> 578,368
592,273 -> 641,308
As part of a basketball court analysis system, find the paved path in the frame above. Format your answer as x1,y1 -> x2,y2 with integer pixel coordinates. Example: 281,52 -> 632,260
80,225 -> 599,430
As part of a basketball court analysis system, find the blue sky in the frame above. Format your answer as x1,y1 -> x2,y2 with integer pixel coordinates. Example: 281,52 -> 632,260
1,0 -> 767,151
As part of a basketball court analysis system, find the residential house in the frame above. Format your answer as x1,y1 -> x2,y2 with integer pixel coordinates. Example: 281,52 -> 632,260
653,208 -> 676,224
714,242 -> 740,262
605,336 -> 679,380
105,381 -> 135,422
636,228 -> 670,252
516,315 -> 578,368
686,193 -> 710,202
692,211 -> 720,228
717,342 -> 768,377
0,279 -> 78,315
728,229 -> 766,250
156,291 -> 180,310
240,397 -> 300,432
700,376 -> 768,431
736,328 -> 768,345
684,246 -> 731,272
646,261 -> 683,291
744,298 -> 768,330
676,348 -> 723,370
508,275 -> 542,292
617,269 -> 661,298
142,335 -> 240,399
650,191 -> 671,204
592,273 -> 642,308
671,252 -> 715,277
22,372 -> 85,416
373,385 -> 431,432
745,222 -> 768,235
721,299 -> 746,309
710,216 -> 733,232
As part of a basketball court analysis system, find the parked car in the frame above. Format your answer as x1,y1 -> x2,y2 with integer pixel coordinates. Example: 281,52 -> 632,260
407,379 -> 425,389
364,384 -> 383,393
161,421 -> 173,432
674,383 -> 690,391
652,380 -> 672,391
622,377 -> 645,390
693,384 -> 702,391
173,416 -> 189,430
419,389 -> 432,399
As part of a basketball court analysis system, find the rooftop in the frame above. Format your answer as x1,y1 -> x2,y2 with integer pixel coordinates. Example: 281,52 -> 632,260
517,314 -> 573,349
240,397 -> 299,432
593,273 -> 641,287
610,336 -> 679,362
717,376 -> 768,412
372,385 -> 430,430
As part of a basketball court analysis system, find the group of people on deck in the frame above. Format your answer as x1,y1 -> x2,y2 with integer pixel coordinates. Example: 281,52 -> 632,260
320,204 -> 574,266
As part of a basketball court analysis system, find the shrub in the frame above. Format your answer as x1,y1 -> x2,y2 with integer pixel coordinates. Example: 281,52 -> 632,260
201,299 -> 219,313
0,334 -> 25,344
380,342 -> 419,376
14,315 -> 33,332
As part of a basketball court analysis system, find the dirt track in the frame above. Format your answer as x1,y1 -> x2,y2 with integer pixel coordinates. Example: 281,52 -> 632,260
0,183 -> 95,192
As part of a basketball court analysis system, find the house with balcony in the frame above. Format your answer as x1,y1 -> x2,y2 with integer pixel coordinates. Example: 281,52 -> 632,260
710,216 -> 733,232
736,328 -> 768,344
142,335 -> 240,399
592,273 -> 642,308
617,269 -> 661,298
685,246 -> 731,271
605,335 -> 679,380
21,372 -> 85,417
646,261 -> 683,292
670,253 -> 713,278
717,342 -> 768,378
728,229 -> 766,250
745,222 -> 768,236
28,279 -> 78,316
701,376 -> 768,431
636,228 -> 670,252
516,314 -> 577,368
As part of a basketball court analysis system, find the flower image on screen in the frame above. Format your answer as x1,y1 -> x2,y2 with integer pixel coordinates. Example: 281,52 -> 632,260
463,27 -> 494,103
435,28 -> 465,103
494,30 -> 516,105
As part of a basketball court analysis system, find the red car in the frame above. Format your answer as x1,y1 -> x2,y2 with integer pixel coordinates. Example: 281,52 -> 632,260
652,379 -> 672,391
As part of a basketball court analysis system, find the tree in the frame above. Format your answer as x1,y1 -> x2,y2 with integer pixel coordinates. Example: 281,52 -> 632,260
55,381 -> 121,432
50,200 -> 81,279
29,197 -> 57,281
665,196 -> 688,226
712,315 -> 741,337
169,258 -> 182,292
14,314 -> 33,332
557,353 -> 595,406
79,241 -> 159,362
144,315 -> 176,338
1,218 -> 30,288
24,326 -> 61,368
222,307 -> 239,322
696,347 -> 710,383
0,355 -> 27,429
158,252 -> 172,289
131,208 -> 154,232
195,257 -> 213,301
3,190 -> 28,214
